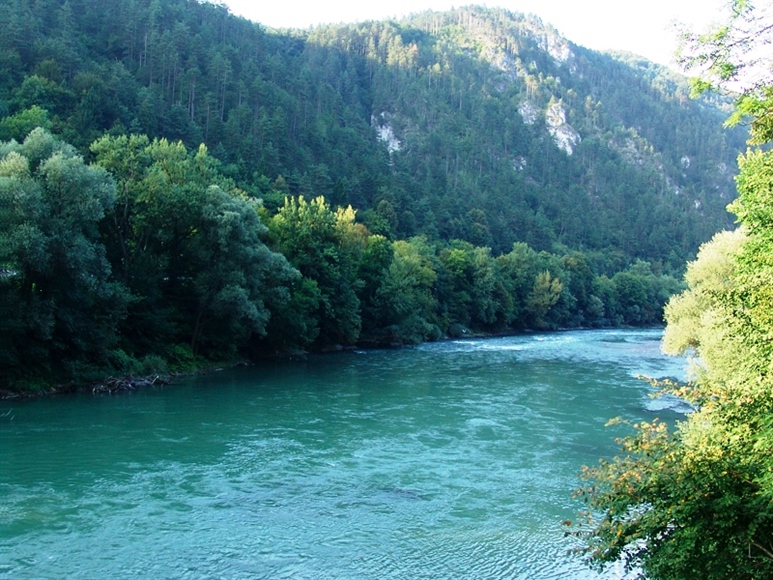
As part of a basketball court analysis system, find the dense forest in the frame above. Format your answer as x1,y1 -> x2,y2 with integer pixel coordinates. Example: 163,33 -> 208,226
0,0 -> 746,392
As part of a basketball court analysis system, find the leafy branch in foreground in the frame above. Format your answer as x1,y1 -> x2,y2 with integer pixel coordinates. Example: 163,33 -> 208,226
574,128 -> 773,580
575,2 -> 773,577
678,0 -> 773,144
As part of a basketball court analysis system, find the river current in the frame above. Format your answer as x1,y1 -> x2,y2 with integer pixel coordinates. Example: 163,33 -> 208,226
0,329 -> 686,579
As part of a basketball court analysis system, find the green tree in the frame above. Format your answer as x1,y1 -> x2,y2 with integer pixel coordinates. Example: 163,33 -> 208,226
269,196 -> 362,347
575,155 -> 773,580
611,270 -> 648,325
0,128 -> 123,386
677,0 -> 773,145
376,236 -> 439,343
91,134 -> 298,361
525,271 -> 563,329
356,234 -> 395,338
495,242 -> 540,327
661,228 -> 746,377
0,105 -> 51,141
576,3 -> 773,576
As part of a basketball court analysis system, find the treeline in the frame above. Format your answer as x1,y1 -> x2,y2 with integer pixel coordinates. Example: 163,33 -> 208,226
0,0 -> 745,271
0,129 -> 681,392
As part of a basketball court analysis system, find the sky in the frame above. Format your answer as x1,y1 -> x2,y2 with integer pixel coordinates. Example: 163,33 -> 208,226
221,0 -> 730,71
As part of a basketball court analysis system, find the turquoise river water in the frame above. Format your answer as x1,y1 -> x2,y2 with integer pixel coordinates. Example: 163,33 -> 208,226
0,329 -> 688,579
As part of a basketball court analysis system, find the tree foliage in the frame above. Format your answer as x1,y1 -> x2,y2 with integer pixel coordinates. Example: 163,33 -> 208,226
268,195 -> 362,347
576,150 -> 773,580
90,134 -> 299,360
0,129 -> 682,391
678,0 -> 773,144
0,128 -> 122,385
0,0 -> 715,391
0,0 -> 746,270
576,3 -> 773,576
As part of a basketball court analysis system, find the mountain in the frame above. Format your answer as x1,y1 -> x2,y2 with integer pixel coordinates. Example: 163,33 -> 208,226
0,1 -> 745,271
0,0 -> 750,390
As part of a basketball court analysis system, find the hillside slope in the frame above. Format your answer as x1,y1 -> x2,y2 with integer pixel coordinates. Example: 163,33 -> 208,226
0,1 -> 745,270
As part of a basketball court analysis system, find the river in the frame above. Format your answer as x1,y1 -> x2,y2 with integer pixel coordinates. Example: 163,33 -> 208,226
0,329 -> 687,579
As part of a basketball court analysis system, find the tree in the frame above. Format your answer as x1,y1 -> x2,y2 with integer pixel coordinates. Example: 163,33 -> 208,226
0,105 -> 51,141
376,237 -> 439,343
356,234 -> 395,338
268,196 -> 362,346
91,134 -> 299,361
0,128 -> 124,386
677,0 -> 773,145
526,271 -> 563,329
575,3 -> 773,576
661,228 -> 746,379
574,164 -> 773,579
495,242 -> 539,327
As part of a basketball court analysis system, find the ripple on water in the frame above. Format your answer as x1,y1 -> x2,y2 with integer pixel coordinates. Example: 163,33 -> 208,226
0,329 -> 679,579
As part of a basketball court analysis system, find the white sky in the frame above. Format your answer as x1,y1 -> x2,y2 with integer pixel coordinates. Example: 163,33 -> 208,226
221,0 -> 731,71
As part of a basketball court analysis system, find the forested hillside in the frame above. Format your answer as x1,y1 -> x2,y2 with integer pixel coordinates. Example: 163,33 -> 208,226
0,0 -> 745,263
0,0 -> 746,391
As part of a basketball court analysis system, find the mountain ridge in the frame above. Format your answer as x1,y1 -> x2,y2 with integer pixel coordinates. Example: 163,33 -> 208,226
0,0 -> 747,389
0,1 -> 745,269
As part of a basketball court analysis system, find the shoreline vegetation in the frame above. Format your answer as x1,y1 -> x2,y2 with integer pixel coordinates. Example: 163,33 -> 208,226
572,2 -> 773,577
0,129 -> 682,398
1,1 -> 738,400
0,324 -> 664,400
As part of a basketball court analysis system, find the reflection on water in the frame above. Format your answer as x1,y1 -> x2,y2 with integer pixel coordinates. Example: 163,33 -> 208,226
0,329 -> 684,579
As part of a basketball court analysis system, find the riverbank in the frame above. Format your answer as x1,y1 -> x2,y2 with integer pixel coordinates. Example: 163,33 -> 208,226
1,325 -> 663,399
0,373 -> 174,400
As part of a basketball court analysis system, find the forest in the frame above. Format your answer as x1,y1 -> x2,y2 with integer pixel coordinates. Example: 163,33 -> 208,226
0,0 -> 746,392
5,0 -> 773,577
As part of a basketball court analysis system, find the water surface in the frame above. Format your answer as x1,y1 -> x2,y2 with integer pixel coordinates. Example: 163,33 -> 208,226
0,329 -> 685,579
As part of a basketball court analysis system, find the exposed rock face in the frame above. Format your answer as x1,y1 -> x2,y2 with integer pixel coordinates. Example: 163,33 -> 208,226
518,100 -> 538,125
545,101 -> 581,155
371,112 -> 402,153
546,35 -> 574,66
487,48 -> 520,82
535,31 -> 577,72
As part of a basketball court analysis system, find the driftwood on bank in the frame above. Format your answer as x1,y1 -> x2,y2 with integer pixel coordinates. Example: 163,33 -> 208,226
92,374 -> 171,394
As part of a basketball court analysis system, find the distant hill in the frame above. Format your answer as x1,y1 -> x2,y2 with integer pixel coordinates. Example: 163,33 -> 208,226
0,0 -> 745,269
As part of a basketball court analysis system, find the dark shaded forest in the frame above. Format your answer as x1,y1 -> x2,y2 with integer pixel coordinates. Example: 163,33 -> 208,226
0,0 -> 745,391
